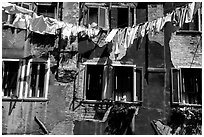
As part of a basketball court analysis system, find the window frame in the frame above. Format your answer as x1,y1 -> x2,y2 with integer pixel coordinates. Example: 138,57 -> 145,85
177,6 -> 202,34
2,58 -> 50,101
82,62 -> 143,103
171,67 -> 202,107
2,59 -> 21,98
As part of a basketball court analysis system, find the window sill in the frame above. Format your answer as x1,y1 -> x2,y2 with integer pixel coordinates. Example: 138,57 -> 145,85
2,98 -> 49,102
176,30 -> 202,35
81,100 -> 142,105
172,103 -> 202,107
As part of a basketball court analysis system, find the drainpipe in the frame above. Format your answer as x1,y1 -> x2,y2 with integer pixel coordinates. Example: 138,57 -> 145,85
56,2 -> 63,80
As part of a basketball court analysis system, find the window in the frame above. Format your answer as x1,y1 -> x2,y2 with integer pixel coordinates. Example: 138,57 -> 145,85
2,60 -> 20,97
171,68 -> 202,105
180,4 -> 202,32
84,65 -> 104,100
2,59 -> 50,100
86,6 -> 109,29
83,63 -> 143,102
36,3 -> 57,18
27,62 -> 47,98
111,7 -> 135,28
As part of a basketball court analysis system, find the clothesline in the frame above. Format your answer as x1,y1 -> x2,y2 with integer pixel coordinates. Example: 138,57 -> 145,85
2,2 -> 198,41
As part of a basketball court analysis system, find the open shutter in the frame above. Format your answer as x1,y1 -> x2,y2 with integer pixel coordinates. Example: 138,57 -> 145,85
98,7 -> 109,30
135,67 -> 143,102
171,68 -> 181,103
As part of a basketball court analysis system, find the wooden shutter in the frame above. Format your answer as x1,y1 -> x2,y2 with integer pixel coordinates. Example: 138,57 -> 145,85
135,67 -> 143,102
171,68 -> 181,103
98,7 -> 109,30
110,7 -> 118,28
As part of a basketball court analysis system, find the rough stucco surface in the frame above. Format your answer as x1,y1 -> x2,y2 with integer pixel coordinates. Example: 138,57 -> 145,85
169,33 -> 202,68
2,2 -> 202,135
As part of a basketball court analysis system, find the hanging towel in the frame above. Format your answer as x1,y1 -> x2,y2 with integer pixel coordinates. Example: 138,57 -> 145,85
105,29 -> 118,42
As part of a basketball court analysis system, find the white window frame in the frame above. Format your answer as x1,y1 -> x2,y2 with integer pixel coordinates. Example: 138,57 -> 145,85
112,64 -> 138,102
171,66 -> 202,106
83,62 -> 143,103
2,59 -> 21,98
2,58 -> 50,100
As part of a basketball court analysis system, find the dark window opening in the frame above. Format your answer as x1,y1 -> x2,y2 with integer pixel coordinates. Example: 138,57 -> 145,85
30,63 -> 46,98
2,61 -> 19,97
114,66 -> 133,102
171,68 -> 202,105
117,8 -> 129,28
37,5 -> 55,18
181,68 -> 202,104
88,8 -> 98,25
111,8 -> 134,28
180,9 -> 201,31
86,65 -> 104,100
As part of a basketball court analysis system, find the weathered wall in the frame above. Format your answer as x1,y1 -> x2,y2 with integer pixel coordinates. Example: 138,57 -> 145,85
2,2 -> 201,135
2,2 -> 81,135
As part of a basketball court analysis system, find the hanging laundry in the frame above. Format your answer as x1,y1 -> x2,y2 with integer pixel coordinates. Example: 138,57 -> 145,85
105,29 -> 118,42
130,25 -> 139,45
62,23 -> 73,39
2,2 -> 33,14
141,22 -> 148,37
185,2 -> 195,23
12,13 -> 32,29
30,13 -> 47,34
45,17 -> 59,35
155,17 -> 163,33
148,20 -> 157,36
179,7 -> 188,28
160,16 -> 166,31
164,12 -> 173,23
113,31 -> 120,55
146,21 -> 152,35
118,28 -> 126,48
124,27 -> 131,49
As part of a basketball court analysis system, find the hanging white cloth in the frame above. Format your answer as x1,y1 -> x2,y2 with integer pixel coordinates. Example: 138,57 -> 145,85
105,29 -> 118,42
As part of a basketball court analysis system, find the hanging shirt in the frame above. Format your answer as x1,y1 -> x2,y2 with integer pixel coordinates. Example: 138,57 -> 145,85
105,29 -> 118,42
